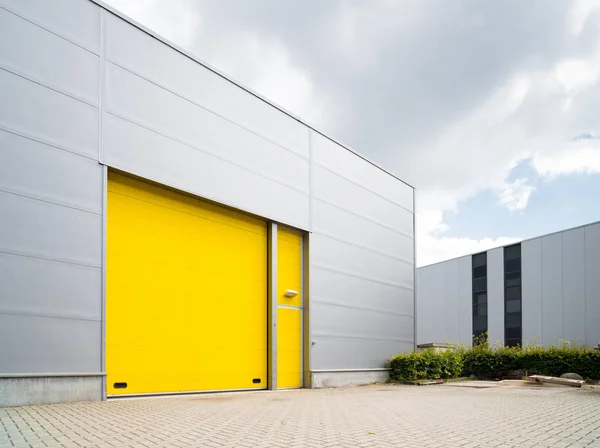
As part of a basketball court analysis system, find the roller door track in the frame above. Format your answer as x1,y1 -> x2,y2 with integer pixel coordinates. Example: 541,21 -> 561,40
106,172 -> 268,396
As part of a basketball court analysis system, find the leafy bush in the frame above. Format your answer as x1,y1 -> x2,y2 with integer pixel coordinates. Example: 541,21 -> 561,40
388,341 -> 600,382
461,342 -> 600,380
387,348 -> 463,382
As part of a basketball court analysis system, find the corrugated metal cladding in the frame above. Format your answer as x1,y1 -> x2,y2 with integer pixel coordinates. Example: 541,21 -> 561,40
0,0 -> 414,398
417,223 -> 600,348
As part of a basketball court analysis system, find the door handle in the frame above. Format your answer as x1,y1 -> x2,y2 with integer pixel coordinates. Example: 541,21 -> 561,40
284,289 -> 298,298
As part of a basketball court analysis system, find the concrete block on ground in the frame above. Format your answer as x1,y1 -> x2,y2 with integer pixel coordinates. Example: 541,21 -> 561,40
528,375 -> 584,388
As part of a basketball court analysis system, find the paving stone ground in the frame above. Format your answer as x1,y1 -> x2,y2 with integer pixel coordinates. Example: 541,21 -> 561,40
1,383 -> 600,448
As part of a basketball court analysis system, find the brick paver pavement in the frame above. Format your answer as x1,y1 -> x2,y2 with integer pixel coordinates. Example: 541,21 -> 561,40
1,384 -> 599,448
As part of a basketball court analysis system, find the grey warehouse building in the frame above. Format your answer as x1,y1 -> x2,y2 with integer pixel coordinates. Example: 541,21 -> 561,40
417,221 -> 600,349
0,0 -> 415,406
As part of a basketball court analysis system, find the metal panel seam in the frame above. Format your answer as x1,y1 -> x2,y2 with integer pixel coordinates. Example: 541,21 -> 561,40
98,10 -> 106,162
0,187 -> 102,216
0,5 -> 100,55
311,298 -> 414,318
312,264 -> 414,291
0,65 -> 98,108
86,0 -> 413,188
313,197 -> 413,239
0,125 -> 98,162
312,231 -> 413,265
0,310 -> 101,323
105,60 -> 309,161
314,161 -> 413,213
100,165 -> 107,400
104,111 -> 310,196
0,249 -> 102,269
312,334 -> 414,344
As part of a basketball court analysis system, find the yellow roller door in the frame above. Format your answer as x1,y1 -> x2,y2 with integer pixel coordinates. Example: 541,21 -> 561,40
277,227 -> 303,389
106,172 -> 267,395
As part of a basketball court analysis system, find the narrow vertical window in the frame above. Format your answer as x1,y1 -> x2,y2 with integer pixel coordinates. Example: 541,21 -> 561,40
504,244 -> 522,347
472,252 -> 487,345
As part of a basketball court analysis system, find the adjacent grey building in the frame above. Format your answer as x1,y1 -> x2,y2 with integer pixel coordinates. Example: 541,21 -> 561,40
417,221 -> 600,348
0,0 -> 415,406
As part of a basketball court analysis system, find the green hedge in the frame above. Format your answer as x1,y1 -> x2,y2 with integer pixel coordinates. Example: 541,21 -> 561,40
387,344 -> 600,382
387,349 -> 463,382
462,344 -> 600,380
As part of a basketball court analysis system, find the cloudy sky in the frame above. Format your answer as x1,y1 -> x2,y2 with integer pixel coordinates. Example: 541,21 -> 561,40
105,0 -> 600,266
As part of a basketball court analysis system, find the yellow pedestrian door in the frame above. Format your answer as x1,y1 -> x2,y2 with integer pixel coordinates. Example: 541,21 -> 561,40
276,227 -> 303,389
106,172 -> 267,396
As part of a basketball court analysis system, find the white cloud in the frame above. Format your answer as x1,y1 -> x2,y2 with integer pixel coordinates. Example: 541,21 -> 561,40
533,142 -> 600,177
498,179 -> 535,212
416,209 -> 521,267
556,59 -> 600,95
106,0 -> 199,48
210,32 -> 318,122
569,0 -> 600,35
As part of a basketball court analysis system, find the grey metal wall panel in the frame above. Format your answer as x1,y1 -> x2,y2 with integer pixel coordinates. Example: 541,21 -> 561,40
521,238 -> 542,345
0,70 -> 98,158
311,234 -> 413,289
311,337 -> 413,370
430,263 -> 447,343
0,0 -> 100,54
415,267 -> 430,344
310,133 -> 415,369
104,62 -> 309,194
585,223 -> 600,346
103,114 -> 310,229
104,13 -> 309,158
0,0 -> 103,379
312,165 -> 413,237
0,8 -> 99,105
562,228 -> 586,345
457,256 -> 472,346
0,192 -> 101,267
416,257 -> 471,346
419,222 -> 600,349
541,233 -> 563,346
312,302 -> 414,343
312,199 -> 412,263
0,253 -> 101,321
0,314 -> 100,374
442,259 -> 459,344
311,267 -> 413,317
0,131 -> 103,213
312,132 -> 413,211
416,263 -> 444,344
487,248 -> 504,346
